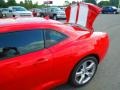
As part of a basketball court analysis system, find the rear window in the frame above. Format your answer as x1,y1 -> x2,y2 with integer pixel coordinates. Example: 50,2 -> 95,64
44,29 -> 67,48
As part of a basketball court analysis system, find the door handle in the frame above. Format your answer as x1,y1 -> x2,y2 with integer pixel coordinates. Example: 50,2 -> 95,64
36,58 -> 49,63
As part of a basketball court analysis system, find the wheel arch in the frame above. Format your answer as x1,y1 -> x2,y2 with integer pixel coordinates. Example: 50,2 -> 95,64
67,53 -> 100,84
83,54 -> 100,64
74,53 -> 100,70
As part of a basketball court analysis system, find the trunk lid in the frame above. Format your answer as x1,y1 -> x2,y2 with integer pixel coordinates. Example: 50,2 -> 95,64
65,2 -> 101,31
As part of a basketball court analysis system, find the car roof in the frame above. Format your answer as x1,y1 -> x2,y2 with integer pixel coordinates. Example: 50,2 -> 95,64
0,17 -> 81,38
0,17 -> 62,27
0,17 -> 88,39
0,17 -> 69,34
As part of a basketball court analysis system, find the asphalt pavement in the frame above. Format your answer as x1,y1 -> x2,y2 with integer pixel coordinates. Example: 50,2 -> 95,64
54,14 -> 120,90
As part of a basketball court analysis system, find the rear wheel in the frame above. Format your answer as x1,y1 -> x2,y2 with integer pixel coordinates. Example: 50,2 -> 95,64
70,56 -> 98,87
0,14 -> 3,18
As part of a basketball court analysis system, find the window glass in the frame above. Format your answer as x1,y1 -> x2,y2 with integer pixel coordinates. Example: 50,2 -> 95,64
44,30 -> 67,47
12,7 -> 27,11
0,30 -> 44,59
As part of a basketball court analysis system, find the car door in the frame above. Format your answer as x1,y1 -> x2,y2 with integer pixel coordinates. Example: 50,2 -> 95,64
104,7 -> 108,12
108,7 -> 113,13
0,29 -> 53,90
7,8 -> 13,17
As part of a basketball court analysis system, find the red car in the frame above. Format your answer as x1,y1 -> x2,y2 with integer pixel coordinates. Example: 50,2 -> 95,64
0,3 -> 109,90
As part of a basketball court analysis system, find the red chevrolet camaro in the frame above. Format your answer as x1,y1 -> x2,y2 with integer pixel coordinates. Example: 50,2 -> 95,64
0,3 -> 109,90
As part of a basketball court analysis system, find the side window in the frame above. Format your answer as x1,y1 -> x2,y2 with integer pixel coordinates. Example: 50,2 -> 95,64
0,30 -> 44,60
109,7 -> 112,10
44,29 -> 67,48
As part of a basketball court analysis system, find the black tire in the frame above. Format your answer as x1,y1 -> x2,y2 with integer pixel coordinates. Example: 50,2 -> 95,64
0,13 -> 3,18
13,15 -> 16,17
115,12 -> 119,14
69,56 -> 98,87
40,14 -> 44,17
53,15 -> 57,20
102,11 -> 105,14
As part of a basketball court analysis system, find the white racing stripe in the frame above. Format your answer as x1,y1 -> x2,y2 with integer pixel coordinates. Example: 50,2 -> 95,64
77,4 -> 89,27
69,5 -> 78,24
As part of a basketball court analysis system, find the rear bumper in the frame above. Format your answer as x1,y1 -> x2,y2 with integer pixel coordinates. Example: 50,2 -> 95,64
96,32 -> 109,62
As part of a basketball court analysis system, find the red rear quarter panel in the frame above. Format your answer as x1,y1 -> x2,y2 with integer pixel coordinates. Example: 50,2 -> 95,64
91,32 -> 109,62
72,32 -> 109,64
46,30 -> 109,88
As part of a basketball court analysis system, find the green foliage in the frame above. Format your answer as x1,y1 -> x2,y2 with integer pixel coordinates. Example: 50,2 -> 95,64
85,0 -> 96,5
7,0 -> 16,6
0,0 -> 47,9
110,0 -> 119,7
98,1 -> 110,7
64,0 -> 70,6
24,0 -> 33,9
19,1 -> 24,6
98,0 -> 119,7
0,0 -> 7,8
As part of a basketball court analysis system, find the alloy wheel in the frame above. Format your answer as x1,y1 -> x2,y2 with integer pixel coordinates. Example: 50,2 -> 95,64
75,60 -> 96,85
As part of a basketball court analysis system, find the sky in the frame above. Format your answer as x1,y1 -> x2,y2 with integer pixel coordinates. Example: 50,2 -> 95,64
8,0 -> 107,5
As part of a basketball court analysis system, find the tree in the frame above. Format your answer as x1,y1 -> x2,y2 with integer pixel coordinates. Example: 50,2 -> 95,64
110,0 -> 119,7
64,0 -> 70,6
19,1 -> 24,6
0,0 -> 6,8
7,0 -> 16,6
33,2 -> 39,8
24,0 -> 34,9
85,0 -> 96,5
98,1 -> 110,7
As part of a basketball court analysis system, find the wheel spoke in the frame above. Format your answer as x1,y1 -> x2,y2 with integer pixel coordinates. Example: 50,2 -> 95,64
78,74 -> 85,84
85,72 -> 93,77
82,62 -> 87,70
86,62 -> 95,70
76,71 -> 82,77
